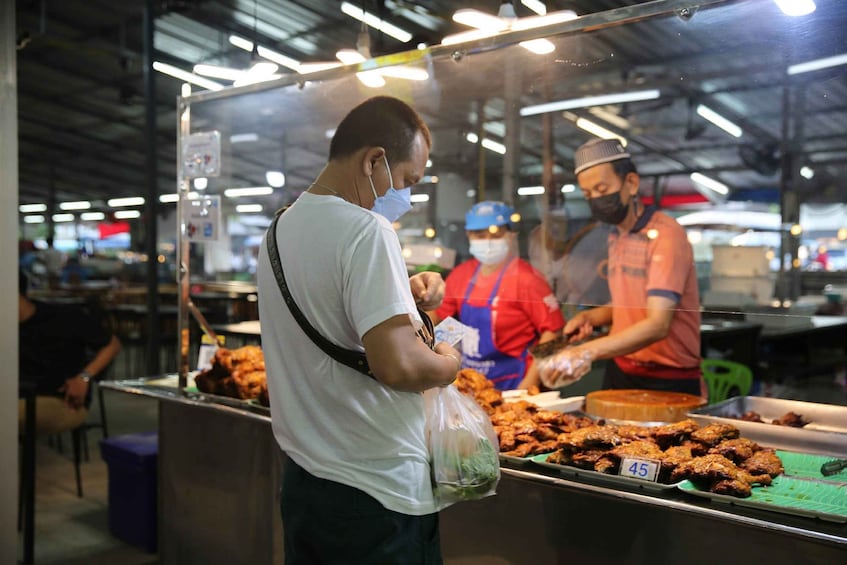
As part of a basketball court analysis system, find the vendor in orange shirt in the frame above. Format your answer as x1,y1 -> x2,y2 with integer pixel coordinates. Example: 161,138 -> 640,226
540,139 -> 703,396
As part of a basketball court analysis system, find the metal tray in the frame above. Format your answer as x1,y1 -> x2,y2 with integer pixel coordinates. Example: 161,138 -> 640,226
678,475 -> 847,523
183,386 -> 270,417
688,397 -> 847,458
529,452 -> 683,493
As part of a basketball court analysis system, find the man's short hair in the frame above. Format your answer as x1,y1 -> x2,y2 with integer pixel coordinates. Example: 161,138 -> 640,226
329,96 -> 432,164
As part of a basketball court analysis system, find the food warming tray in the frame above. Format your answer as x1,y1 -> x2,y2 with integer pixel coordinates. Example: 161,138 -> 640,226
677,450 -> 847,523
528,452 -> 683,493
688,396 -> 847,457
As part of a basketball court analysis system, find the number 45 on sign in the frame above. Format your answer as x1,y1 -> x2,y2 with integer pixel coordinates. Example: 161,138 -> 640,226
619,457 -> 660,482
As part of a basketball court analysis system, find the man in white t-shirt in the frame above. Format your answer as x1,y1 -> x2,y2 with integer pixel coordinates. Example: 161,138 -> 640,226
257,96 -> 461,564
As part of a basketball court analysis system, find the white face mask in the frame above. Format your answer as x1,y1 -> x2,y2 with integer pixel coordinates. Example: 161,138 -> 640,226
469,239 -> 510,265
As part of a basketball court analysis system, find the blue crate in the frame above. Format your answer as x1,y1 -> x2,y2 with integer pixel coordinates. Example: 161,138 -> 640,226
100,432 -> 158,553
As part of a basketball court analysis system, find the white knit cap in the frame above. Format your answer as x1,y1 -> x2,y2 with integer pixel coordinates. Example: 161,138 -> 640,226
574,139 -> 631,175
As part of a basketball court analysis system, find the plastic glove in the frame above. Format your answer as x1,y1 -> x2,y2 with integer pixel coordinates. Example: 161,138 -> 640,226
538,347 -> 594,389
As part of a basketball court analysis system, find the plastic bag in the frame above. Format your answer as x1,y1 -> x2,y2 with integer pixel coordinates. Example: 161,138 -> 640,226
424,384 -> 500,505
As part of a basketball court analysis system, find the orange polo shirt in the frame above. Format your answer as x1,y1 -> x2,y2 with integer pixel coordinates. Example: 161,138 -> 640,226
607,208 -> 701,371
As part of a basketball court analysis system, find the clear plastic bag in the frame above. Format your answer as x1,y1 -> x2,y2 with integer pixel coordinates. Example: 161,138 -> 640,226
424,384 -> 500,505
535,348 -> 594,389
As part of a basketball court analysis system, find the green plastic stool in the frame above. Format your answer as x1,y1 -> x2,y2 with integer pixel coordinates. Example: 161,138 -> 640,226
701,359 -> 753,404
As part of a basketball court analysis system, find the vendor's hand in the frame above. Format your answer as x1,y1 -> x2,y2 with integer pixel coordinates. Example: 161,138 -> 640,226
61,375 -> 89,410
409,271 -> 446,311
538,346 -> 594,389
563,314 -> 593,343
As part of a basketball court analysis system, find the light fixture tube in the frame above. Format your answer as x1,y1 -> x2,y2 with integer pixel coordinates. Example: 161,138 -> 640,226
696,105 -> 743,138
336,49 -> 367,65
53,213 -> 75,222
266,171 -> 286,188
340,2 -> 413,43
160,192 -> 199,203
379,66 -> 429,80
575,118 -> 628,146
59,201 -> 91,211
561,184 -> 576,193
690,172 -> 729,195
236,204 -> 263,213
481,138 -> 507,154
19,203 -> 47,213
24,215 -> 45,223
114,210 -> 141,219
356,70 -> 386,88
441,28 -> 500,46
81,212 -> 106,221
256,46 -> 301,71
787,52 -> 847,75
521,89 -> 661,117
153,62 -> 224,91
774,0 -> 815,17
193,64 -> 245,81
519,39 -> 555,55
229,35 -> 254,52
224,186 -> 274,198
512,10 -> 578,31
521,0 -> 547,15
452,9 -> 510,31
517,186 -> 545,196
108,197 -> 145,207
410,194 -> 430,203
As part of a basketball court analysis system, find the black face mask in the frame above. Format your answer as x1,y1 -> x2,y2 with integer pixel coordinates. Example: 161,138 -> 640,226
588,192 -> 629,225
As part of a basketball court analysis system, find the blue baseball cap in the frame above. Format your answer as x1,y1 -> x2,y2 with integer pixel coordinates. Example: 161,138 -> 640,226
465,201 -> 517,230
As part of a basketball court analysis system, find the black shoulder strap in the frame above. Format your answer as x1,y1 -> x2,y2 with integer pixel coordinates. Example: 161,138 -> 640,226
266,211 -> 375,378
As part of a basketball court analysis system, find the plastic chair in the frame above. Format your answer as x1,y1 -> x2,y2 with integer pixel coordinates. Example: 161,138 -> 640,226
701,359 -> 753,404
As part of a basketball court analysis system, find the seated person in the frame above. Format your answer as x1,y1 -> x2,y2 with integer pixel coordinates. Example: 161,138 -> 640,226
18,271 -> 121,434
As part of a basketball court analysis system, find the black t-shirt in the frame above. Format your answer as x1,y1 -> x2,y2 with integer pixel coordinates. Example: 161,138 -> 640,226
19,301 -> 112,396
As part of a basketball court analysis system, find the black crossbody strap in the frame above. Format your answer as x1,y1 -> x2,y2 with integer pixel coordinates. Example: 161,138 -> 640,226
266,211 -> 375,378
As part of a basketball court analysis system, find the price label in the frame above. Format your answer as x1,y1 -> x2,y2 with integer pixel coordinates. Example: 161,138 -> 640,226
619,457 -> 661,482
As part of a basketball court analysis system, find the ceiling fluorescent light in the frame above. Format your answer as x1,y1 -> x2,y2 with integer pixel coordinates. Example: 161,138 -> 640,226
81,212 -> 106,221
512,10 -> 578,30
108,197 -> 145,207
519,39 -> 555,55
410,194 -> 430,203
575,118 -> 627,146
265,171 -> 286,188
800,166 -> 814,179
696,105 -> 743,138
230,133 -> 259,143
356,70 -> 386,88
466,133 -> 479,143
774,0 -> 815,17
24,215 -> 45,223
336,49 -> 367,65
59,201 -> 91,211
588,107 -> 631,130
53,213 -> 75,222
115,210 -> 141,220
298,62 -> 343,74
561,184 -> 576,193
224,186 -> 274,198
19,203 -> 47,213
481,138 -> 507,154
236,204 -> 263,213
787,52 -> 847,75
521,0 -> 547,15
193,64 -> 245,81
229,35 -> 254,52
520,89 -> 661,117
153,62 -> 224,91
159,192 -> 199,203
453,9 -> 510,31
193,177 -> 208,190
340,2 -> 413,43
256,46 -> 301,71
690,172 -> 729,195
518,186 -> 545,196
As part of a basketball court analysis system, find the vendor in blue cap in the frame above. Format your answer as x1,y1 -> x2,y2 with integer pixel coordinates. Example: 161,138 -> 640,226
431,201 -> 565,390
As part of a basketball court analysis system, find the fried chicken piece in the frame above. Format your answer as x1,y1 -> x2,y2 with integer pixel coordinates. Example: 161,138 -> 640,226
680,439 -> 709,456
454,368 -> 493,396
738,410 -> 764,423
526,385 -> 541,396
503,443 -> 535,458
772,412 -> 809,427
712,479 -> 752,497
546,449 -> 573,466
615,425 -> 656,442
690,423 -> 740,447
652,419 -> 700,448
609,440 -> 665,461
658,445 -> 695,482
475,388 -> 504,410
594,456 -> 618,474
496,428 -> 516,452
670,454 -> 772,497
557,425 -> 622,451
740,448 -> 784,477
709,438 -> 761,463
570,450 -> 608,470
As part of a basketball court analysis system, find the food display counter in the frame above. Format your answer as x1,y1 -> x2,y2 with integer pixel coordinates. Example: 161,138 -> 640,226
102,379 -> 847,565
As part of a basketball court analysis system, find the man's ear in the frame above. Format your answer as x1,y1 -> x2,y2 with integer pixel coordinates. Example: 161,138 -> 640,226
625,172 -> 640,196
361,147 -> 386,176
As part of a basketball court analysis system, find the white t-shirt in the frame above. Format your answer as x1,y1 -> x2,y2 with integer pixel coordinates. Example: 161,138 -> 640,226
257,191 -> 438,516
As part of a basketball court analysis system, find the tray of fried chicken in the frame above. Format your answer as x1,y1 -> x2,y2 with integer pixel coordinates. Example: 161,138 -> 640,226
688,396 -> 847,457
191,345 -> 270,411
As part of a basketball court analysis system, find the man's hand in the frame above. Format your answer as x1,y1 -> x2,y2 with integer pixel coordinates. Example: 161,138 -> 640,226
409,271 -> 446,311
538,346 -> 594,389
563,313 -> 594,343
61,375 -> 89,410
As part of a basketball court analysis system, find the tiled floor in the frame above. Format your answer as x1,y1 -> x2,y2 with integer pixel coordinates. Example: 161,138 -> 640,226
20,369 -> 847,564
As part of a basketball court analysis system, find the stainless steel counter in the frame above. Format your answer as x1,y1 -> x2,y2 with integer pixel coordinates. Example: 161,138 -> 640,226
103,380 -> 847,564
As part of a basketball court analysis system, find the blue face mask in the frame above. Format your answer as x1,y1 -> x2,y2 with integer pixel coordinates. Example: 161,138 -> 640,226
369,155 -> 412,222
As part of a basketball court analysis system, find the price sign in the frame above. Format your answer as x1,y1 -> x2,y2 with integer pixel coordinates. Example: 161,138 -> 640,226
619,457 -> 661,482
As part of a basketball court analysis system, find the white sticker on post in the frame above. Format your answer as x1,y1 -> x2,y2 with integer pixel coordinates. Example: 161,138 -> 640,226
182,131 -> 221,178
618,457 -> 661,482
